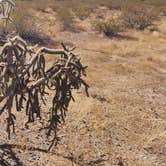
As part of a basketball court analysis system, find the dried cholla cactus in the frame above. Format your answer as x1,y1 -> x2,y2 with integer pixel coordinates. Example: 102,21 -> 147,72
0,36 -> 89,151
0,0 -> 15,31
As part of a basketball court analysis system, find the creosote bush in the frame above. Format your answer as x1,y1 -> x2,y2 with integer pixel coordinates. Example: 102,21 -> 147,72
94,18 -> 124,37
121,5 -> 158,30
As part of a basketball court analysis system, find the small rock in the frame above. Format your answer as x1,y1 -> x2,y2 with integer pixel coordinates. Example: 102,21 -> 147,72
44,7 -> 54,14
152,31 -> 159,37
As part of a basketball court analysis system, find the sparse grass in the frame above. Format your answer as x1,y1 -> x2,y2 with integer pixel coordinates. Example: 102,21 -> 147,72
0,0 -> 165,40
14,0 -> 166,15
10,0 -> 166,34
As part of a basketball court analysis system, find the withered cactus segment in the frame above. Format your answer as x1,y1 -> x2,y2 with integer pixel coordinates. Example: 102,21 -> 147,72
0,36 -> 89,151
0,0 -> 15,31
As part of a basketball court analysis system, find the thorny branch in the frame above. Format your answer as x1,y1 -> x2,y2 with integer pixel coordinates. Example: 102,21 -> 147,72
0,36 -> 89,151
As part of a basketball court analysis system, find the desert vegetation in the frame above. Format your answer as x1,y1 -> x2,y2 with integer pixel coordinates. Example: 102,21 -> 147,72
0,0 -> 166,165
2,0 -> 164,39
94,18 -> 124,37
0,35 -> 89,151
0,0 -> 89,152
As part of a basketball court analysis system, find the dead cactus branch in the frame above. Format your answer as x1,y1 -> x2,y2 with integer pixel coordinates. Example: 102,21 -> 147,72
0,36 -> 89,150
0,0 -> 15,32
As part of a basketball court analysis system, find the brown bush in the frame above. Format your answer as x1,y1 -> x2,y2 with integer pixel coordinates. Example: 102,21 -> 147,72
94,18 -> 124,37
121,5 -> 158,30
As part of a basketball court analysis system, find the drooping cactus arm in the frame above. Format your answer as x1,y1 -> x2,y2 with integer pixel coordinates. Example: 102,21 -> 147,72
0,36 -> 89,147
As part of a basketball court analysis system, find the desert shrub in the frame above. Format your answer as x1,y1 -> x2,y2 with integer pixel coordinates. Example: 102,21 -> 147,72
56,8 -> 75,31
94,18 -> 124,37
74,6 -> 92,20
121,5 -> 158,30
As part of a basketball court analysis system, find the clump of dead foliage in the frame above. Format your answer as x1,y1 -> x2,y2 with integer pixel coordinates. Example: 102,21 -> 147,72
0,36 -> 89,151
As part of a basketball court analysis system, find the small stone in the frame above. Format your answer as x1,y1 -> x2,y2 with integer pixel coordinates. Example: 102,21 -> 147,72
152,31 -> 159,37
44,7 -> 54,14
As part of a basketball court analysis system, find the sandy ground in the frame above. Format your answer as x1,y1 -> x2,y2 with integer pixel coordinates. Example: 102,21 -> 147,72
0,7 -> 166,166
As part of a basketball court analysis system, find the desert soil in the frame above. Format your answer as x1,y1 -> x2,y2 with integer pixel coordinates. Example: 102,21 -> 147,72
0,7 -> 166,166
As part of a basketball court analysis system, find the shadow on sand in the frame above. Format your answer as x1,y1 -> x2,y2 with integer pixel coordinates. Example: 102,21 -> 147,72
110,34 -> 138,41
0,144 -> 23,166
0,143 -> 50,165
